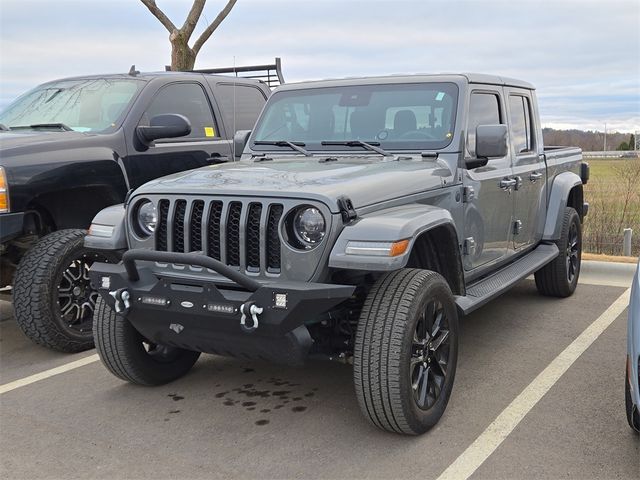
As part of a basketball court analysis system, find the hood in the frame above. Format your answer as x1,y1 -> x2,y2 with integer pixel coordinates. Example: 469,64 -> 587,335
134,155 -> 456,211
0,130 -> 93,157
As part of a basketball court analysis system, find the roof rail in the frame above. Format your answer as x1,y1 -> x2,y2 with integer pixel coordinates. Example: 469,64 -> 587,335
166,57 -> 285,88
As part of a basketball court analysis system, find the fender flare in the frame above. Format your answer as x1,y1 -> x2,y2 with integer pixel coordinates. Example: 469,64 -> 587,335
543,171 -> 583,241
84,204 -> 128,251
328,203 -> 459,271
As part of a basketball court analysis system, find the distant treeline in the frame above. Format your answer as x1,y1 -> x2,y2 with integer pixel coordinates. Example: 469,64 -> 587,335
542,128 -> 636,151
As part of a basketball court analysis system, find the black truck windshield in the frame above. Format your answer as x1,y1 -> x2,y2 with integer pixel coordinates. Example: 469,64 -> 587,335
252,82 -> 458,152
0,78 -> 144,133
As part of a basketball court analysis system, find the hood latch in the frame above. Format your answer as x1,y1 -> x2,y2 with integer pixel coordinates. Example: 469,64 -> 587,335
337,196 -> 357,224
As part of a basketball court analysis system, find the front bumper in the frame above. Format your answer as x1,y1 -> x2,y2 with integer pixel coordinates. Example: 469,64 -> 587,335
89,250 -> 355,365
0,212 -> 24,243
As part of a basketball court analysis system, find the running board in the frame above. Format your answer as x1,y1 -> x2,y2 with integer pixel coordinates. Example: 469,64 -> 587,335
455,243 -> 559,315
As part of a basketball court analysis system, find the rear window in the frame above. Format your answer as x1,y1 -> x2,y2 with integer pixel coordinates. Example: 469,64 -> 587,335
216,84 -> 267,132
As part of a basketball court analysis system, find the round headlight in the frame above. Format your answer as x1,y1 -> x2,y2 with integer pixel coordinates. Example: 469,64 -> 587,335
137,201 -> 157,236
293,207 -> 325,247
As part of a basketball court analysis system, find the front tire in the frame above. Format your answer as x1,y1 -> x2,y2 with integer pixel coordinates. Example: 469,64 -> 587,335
354,269 -> 459,435
13,229 -> 117,352
626,369 -> 640,433
93,297 -> 200,385
535,207 -> 582,298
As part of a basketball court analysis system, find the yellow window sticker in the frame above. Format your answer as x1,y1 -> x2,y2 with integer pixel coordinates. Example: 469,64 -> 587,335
204,127 -> 216,137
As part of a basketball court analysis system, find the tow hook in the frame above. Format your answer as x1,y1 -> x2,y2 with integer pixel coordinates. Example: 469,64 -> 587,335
109,288 -> 131,315
239,301 -> 263,332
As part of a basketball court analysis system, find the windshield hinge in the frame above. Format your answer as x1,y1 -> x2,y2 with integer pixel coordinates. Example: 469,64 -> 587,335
337,196 -> 357,224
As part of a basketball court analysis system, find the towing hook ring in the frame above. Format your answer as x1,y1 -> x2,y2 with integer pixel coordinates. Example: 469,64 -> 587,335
240,302 -> 263,332
109,288 -> 131,315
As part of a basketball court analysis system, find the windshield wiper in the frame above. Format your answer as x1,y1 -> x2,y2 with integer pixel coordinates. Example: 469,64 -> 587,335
253,140 -> 313,157
320,140 -> 393,157
10,123 -> 74,131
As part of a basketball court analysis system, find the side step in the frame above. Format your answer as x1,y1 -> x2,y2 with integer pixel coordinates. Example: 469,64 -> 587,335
455,243 -> 559,315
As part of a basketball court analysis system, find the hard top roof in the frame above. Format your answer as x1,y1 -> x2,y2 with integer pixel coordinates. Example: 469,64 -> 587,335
275,73 -> 535,91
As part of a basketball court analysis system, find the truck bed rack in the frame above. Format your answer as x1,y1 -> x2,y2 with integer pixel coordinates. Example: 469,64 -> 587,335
168,57 -> 285,88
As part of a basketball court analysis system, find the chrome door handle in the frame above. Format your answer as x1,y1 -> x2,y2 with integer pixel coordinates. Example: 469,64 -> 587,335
529,171 -> 543,182
499,178 -> 517,189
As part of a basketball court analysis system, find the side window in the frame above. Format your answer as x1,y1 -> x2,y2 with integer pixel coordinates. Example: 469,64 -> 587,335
509,95 -> 534,154
217,84 -> 268,132
143,83 -> 217,140
467,92 -> 501,157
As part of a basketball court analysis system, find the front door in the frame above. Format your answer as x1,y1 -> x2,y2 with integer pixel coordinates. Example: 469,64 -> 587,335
463,88 -> 514,272
123,81 -> 232,189
506,89 -> 546,251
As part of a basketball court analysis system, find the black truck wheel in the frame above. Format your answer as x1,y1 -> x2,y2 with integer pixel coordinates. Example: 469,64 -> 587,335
93,297 -> 201,385
13,229 -> 118,352
354,268 -> 459,435
535,207 -> 582,298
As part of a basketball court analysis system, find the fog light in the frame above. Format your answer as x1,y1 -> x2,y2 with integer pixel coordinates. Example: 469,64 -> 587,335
274,293 -> 288,309
141,295 -> 169,307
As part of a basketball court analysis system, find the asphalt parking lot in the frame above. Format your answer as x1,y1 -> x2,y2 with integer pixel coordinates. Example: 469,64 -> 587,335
1,264 -> 639,479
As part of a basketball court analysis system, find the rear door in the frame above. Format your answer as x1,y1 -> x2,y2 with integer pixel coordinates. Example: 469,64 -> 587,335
123,81 -> 232,189
506,89 -> 546,251
463,87 -> 514,272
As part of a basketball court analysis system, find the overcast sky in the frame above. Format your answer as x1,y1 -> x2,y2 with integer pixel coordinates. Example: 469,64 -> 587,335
1,0 -> 638,133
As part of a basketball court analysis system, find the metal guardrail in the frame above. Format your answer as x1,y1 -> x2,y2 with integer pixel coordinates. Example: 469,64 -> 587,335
583,151 -> 639,158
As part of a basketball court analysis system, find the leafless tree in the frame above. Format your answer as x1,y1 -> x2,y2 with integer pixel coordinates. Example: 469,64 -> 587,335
140,0 -> 238,71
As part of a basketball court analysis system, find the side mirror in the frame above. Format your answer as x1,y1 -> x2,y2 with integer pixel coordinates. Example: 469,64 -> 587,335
233,130 -> 251,159
136,113 -> 191,145
466,124 -> 508,169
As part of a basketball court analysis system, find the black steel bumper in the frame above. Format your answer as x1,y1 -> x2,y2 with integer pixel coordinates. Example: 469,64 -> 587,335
0,212 -> 24,244
89,250 -> 355,365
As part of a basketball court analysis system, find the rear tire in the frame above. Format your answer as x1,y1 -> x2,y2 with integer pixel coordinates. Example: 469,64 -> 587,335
13,229 -> 117,352
93,297 -> 200,385
535,207 -> 581,298
354,268 -> 459,435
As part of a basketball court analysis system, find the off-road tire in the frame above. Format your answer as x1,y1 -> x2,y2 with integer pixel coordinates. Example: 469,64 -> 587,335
354,268 -> 459,435
93,297 -> 201,385
535,207 -> 582,298
13,229 -> 117,352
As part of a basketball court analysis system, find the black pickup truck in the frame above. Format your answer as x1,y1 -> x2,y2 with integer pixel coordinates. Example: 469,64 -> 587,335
0,61 -> 281,352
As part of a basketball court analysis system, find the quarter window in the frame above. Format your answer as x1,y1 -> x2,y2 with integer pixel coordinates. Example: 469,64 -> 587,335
509,95 -> 534,154
467,93 -> 501,157
142,83 -> 217,139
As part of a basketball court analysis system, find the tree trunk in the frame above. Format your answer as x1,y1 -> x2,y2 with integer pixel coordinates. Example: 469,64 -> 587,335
170,30 -> 196,71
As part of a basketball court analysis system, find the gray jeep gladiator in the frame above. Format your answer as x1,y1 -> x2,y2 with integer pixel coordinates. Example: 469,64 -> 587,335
85,74 -> 589,435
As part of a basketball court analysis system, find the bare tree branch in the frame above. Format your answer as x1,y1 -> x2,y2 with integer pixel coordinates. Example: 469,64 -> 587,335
192,0 -> 238,54
182,0 -> 207,39
140,0 -> 177,33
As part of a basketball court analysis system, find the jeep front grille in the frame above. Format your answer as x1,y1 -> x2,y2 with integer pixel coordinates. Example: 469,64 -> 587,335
155,199 -> 283,274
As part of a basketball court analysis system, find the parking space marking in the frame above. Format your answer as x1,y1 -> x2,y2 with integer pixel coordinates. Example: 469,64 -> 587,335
437,287 -> 631,480
0,354 -> 99,395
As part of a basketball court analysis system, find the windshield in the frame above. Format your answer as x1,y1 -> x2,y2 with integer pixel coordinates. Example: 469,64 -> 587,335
0,78 -> 144,133
252,82 -> 458,152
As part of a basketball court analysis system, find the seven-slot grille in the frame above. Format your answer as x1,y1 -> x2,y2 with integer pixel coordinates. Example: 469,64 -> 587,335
155,199 -> 284,274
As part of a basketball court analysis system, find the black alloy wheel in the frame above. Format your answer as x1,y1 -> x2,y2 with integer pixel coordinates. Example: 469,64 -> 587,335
411,299 -> 451,410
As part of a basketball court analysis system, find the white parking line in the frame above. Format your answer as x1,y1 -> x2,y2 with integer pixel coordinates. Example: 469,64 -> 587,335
437,287 -> 631,480
0,354 -> 99,395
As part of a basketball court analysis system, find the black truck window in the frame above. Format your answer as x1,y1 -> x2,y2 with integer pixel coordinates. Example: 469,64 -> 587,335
216,84 -> 268,132
467,92 -> 501,157
509,95 -> 534,154
143,83 -> 218,140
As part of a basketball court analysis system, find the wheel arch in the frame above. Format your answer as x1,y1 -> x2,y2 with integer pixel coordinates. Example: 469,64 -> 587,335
328,204 -> 465,295
543,171 -> 584,241
406,223 -> 465,296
